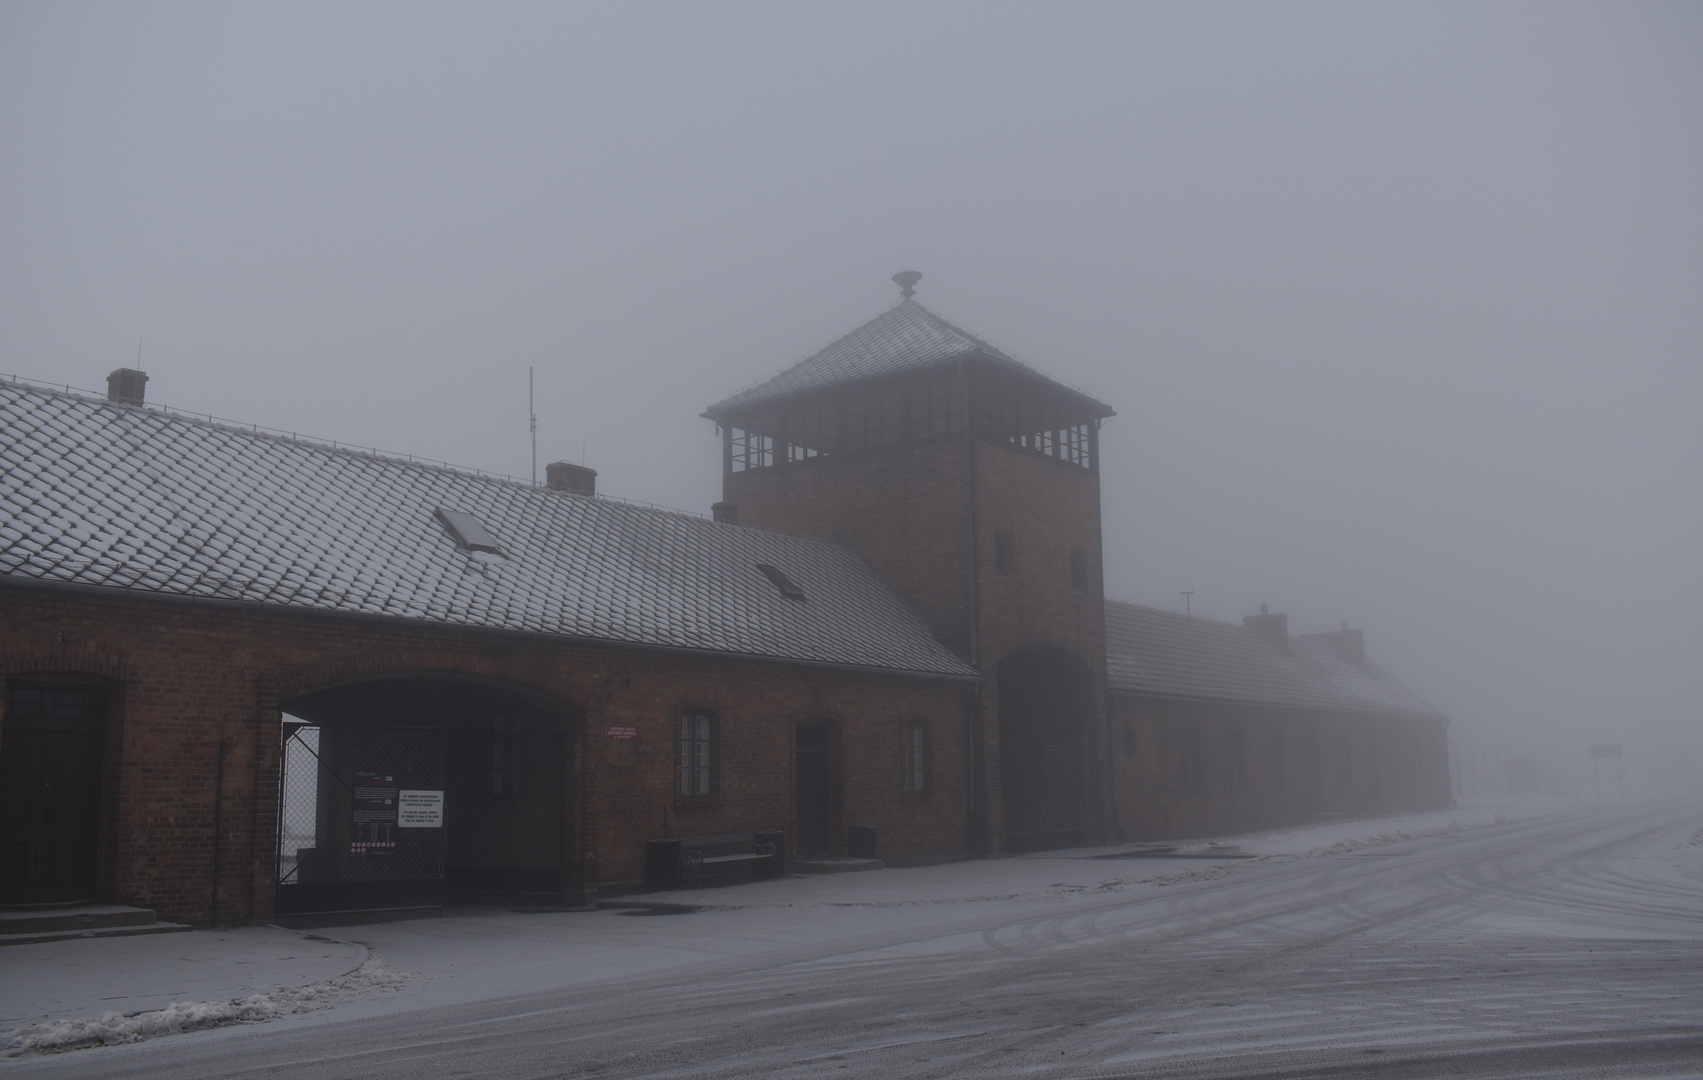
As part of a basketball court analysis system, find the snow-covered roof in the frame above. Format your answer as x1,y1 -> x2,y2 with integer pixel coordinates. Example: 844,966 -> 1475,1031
704,299 -> 1114,420
0,381 -> 977,678
1105,601 -> 1443,720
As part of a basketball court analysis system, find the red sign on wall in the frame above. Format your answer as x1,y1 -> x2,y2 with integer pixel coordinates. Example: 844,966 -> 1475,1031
605,725 -> 638,741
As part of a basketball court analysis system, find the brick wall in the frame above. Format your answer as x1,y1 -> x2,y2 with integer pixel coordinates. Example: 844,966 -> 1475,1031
969,438 -> 1111,848
725,438 -> 974,656
723,434 -> 1112,852
0,581 -> 973,926
1109,692 -> 1453,840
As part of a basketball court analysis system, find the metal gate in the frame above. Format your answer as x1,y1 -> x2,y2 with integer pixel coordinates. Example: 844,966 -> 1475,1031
275,724 -> 448,915
276,717 -> 568,915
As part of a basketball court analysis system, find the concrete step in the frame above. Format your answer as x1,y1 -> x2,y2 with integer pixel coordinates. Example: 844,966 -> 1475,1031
0,920 -> 193,947
791,856 -> 884,874
0,904 -> 192,946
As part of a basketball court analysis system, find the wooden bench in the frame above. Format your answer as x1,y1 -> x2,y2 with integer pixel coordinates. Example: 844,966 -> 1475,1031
679,832 -> 778,878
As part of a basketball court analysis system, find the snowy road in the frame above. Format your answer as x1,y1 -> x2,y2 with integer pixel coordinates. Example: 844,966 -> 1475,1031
12,801 -> 1703,1078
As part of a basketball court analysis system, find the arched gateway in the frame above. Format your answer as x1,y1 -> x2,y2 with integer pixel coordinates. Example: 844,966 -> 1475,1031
999,647 -> 1092,852
275,673 -> 581,916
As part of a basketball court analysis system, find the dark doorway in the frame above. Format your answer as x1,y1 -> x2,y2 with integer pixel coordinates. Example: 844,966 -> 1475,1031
277,676 -> 576,915
998,649 -> 1090,852
794,720 -> 837,858
1,683 -> 106,905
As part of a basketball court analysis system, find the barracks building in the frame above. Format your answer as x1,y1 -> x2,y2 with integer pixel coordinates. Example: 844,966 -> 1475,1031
0,275 -> 1450,926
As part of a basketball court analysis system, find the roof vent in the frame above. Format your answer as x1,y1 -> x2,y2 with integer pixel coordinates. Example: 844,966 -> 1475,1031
107,368 -> 148,406
756,563 -> 807,602
435,508 -> 501,554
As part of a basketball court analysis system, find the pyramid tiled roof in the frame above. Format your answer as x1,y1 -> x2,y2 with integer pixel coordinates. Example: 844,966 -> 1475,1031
1105,600 -> 1443,720
705,299 -> 1114,419
0,381 -> 977,679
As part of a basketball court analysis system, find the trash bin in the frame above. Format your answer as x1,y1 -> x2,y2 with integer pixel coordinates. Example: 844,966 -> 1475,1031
645,838 -> 681,892
847,825 -> 878,860
754,830 -> 785,878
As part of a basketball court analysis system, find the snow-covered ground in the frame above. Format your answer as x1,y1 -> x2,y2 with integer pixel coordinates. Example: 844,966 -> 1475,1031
1,794 -> 1582,1057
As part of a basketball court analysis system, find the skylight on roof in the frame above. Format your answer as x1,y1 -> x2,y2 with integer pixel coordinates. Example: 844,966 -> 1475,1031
435,508 -> 501,554
756,563 -> 807,602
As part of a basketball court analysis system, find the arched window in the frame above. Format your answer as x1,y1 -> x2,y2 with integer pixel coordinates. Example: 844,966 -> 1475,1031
678,710 -> 716,797
902,720 -> 930,795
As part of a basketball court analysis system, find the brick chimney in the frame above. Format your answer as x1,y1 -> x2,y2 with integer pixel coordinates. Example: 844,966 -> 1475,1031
545,461 -> 596,496
1302,620 -> 1366,668
106,368 -> 148,406
1243,603 -> 1289,651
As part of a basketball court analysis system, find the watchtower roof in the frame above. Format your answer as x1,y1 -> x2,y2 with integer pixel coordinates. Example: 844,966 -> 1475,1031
705,297 -> 1114,422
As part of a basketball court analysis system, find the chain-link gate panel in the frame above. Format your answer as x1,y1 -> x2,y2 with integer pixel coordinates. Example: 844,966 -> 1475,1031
276,724 -> 448,913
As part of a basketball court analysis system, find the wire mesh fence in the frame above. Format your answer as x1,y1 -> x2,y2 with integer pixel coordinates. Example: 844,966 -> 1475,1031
277,723 -> 447,886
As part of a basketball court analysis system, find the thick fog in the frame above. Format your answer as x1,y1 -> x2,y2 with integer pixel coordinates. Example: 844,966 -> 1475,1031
3,3 -> 1698,789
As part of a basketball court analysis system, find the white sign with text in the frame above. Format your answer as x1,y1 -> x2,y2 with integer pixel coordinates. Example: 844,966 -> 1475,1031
397,789 -> 444,828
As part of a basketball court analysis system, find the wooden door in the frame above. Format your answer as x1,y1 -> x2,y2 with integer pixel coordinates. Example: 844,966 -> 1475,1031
794,721 -> 834,858
0,686 -> 105,905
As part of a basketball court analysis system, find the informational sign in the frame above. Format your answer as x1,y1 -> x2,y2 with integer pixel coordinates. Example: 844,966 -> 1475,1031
605,725 -> 638,741
397,789 -> 444,828
1588,744 -> 1622,759
351,771 -> 398,856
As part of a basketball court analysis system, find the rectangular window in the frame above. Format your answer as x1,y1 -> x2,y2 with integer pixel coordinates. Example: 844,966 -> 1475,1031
1182,727 -> 1203,793
902,721 -> 930,794
730,428 -> 773,472
678,710 -> 714,797
908,379 -> 956,440
994,530 -> 1015,576
876,388 -> 904,445
783,407 -> 824,463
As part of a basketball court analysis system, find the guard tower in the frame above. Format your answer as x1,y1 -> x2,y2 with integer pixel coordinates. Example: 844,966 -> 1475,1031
703,272 -> 1117,852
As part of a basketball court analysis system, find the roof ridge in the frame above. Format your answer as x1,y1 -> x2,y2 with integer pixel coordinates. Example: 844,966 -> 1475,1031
704,295 -> 1114,419
702,299 -> 964,416
2,378 -> 977,677
0,373 -> 715,523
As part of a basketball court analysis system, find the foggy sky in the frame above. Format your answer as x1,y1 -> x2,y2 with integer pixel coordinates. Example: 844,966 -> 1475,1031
2,2 -> 1698,768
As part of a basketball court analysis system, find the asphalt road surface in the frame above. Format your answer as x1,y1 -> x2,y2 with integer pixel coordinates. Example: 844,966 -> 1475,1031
14,801 -> 1703,1079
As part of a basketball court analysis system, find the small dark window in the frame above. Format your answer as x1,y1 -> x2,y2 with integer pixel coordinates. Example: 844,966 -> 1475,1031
1069,548 -> 1089,593
1181,726 -> 1203,793
994,531 -> 1015,576
756,563 -> 807,601
436,508 -> 501,553
902,720 -> 930,794
678,710 -> 715,796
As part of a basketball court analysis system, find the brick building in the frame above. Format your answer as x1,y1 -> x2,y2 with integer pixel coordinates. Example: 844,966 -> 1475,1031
0,274 -> 1448,926
1106,602 -> 1451,839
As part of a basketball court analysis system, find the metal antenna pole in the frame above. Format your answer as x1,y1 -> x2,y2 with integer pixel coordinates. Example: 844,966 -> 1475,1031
529,367 -> 537,486
1181,590 -> 1194,623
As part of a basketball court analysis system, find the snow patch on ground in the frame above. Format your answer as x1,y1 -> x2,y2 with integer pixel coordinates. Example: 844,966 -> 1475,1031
3,955 -> 418,1056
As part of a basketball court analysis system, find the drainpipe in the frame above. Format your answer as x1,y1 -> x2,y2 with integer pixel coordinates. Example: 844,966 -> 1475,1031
959,358 -> 987,856
210,736 -> 225,928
